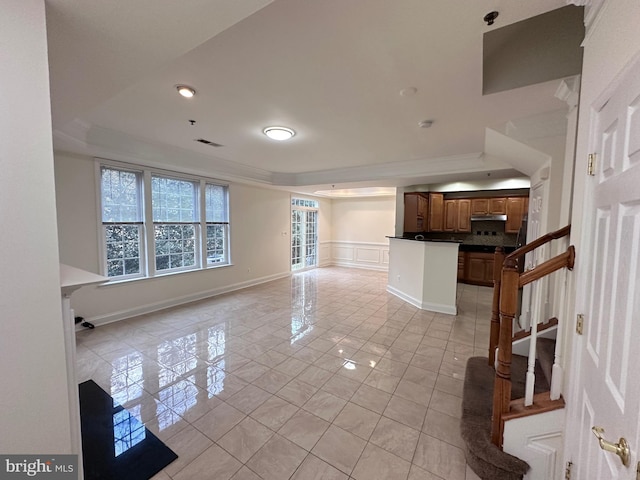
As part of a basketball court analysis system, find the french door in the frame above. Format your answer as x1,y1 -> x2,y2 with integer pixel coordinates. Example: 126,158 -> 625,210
291,199 -> 318,271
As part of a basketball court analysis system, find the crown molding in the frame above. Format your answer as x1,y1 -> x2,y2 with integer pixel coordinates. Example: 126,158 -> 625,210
53,121 -> 516,189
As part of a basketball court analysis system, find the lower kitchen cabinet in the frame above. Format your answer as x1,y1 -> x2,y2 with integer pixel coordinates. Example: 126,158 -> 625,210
463,252 -> 495,286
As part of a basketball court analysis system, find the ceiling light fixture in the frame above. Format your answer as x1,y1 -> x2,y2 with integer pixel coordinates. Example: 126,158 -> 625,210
263,126 -> 295,141
176,85 -> 196,98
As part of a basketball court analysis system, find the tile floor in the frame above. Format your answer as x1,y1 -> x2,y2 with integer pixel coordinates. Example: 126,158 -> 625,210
77,267 -> 490,480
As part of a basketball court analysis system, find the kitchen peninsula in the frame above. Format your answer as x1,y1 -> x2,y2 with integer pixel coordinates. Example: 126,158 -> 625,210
387,237 -> 460,315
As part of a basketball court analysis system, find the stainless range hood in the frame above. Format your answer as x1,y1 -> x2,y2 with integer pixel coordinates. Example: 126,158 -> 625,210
470,214 -> 507,222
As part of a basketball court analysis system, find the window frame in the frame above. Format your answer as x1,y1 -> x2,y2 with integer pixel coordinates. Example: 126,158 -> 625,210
97,160 -> 231,282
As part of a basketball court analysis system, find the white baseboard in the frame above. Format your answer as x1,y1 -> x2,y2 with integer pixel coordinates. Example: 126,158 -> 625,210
79,271 -> 292,329
386,285 -> 457,315
332,260 -> 388,271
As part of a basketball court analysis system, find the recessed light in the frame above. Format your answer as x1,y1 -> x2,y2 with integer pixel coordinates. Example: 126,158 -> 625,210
263,126 -> 295,141
176,85 -> 196,98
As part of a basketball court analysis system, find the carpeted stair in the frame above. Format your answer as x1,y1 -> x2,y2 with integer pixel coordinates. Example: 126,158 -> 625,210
461,349 -> 554,480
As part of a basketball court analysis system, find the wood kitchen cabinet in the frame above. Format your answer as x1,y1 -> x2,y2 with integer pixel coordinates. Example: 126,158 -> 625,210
465,252 -> 495,286
457,252 -> 465,281
404,193 -> 428,232
444,199 -> 471,233
428,193 -> 444,232
505,197 -> 526,233
458,199 -> 471,232
471,197 -> 506,215
471,198 -> 489,215
488,197 -> 507,214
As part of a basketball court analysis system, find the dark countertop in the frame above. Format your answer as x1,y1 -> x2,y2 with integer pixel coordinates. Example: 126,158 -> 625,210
387,236 -> 462,244
459,244 -> 516,254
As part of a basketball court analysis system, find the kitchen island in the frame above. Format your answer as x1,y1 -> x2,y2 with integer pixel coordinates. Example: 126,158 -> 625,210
386,237 -> 460,315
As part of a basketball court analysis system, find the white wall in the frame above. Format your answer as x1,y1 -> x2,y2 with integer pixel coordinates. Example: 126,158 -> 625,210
0,0 -> 73,453
330,196 -> 395,270
331,196 -> 395,243
54,153 -> 334,324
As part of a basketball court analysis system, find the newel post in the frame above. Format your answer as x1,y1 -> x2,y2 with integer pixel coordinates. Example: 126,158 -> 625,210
489,247 -> 505,366
491,257 -> 519,447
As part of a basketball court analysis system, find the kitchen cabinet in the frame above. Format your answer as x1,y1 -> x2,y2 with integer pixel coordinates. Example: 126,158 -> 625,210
458,252 -> 465,281
404,193 -> 428,232
465,252 -> 495,286
488,197 -> 507,214
428,193 -> 444,232
471,198 -> 489,215
444,199 -> 471,233
505,197 -> 526,233
471,197 -> 506,215
458,199 -> 471,232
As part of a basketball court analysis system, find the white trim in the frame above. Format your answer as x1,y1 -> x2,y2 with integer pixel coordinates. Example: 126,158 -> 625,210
386,285 -> 457,315
327,240 -> 389,271
76,270 -> 292,329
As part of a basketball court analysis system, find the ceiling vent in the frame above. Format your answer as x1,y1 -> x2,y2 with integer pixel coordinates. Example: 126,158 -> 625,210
195,138 -> 224,147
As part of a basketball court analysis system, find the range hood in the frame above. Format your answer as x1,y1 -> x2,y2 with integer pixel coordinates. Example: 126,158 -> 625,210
470,214 -> 507,221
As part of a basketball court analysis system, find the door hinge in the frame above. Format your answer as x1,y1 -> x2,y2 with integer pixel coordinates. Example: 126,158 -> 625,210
576,314 -> 584,335
565,460 -> 573,480
588,153 -> 596,176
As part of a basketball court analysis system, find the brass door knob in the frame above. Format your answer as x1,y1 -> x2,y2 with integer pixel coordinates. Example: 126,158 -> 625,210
592,426 -> 630,467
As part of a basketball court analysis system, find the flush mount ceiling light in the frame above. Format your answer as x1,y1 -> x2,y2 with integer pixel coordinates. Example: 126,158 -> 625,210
263,126 -> 295,141
176,85 -> 196,98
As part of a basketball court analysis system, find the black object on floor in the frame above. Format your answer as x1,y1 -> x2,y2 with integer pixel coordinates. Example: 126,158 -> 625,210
79,380 -> 178,480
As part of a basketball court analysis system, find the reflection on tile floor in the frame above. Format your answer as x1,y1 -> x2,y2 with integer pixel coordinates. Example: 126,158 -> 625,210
77,267 -> 487,480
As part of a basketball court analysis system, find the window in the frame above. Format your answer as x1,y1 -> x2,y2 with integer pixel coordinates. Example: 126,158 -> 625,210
205,184 -> 229,265
99,163 -> 230,280
101,167 -> 144,278
152,175 -> 198,272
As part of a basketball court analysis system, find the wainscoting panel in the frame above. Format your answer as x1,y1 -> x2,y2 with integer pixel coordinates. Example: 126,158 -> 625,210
319,242 -> 332,267
329,241 -> 389,271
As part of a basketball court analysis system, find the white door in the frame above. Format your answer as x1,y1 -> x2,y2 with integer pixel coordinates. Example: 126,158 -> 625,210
570,56 -> 640,478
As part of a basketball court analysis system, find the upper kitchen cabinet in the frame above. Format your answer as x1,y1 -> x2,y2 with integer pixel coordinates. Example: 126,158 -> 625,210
471,198 -> 489,215
488,197 -> 507,214
444,199 -> 471,233
505,197 -> 527,233
471,197 -> 506,215
404,193 -> 429,232
427,193 -> 444,232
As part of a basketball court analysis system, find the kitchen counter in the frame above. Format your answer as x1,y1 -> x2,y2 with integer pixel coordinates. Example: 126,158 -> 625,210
387,237 -> 459,315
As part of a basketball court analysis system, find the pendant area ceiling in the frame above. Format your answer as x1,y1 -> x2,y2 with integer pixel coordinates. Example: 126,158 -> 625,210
46,0 -> 576,190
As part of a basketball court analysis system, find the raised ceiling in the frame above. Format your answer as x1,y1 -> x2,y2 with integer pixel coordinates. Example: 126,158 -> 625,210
46,0 -> 577,192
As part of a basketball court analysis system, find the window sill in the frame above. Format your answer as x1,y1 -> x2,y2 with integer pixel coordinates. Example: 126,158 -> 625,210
100,263 -> 234,287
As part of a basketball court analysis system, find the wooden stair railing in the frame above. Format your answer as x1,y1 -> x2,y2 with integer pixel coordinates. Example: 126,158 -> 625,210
488,225 -> 574,448
488,225 -> 572,367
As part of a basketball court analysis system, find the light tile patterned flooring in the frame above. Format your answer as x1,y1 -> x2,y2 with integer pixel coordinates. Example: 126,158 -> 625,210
77,267 -> 491,480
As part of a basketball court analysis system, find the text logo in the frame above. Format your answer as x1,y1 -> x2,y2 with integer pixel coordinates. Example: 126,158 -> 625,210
0,456 -> 77,480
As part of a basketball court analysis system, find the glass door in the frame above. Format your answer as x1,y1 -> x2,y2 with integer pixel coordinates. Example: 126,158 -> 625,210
291,198 -> 318,271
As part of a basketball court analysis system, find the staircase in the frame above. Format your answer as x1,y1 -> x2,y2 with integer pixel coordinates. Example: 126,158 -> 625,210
461,225 -> 574,480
